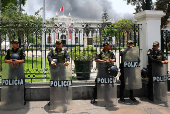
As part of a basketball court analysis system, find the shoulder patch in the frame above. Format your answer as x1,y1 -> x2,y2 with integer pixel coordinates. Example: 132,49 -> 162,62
147,50 -> 150,54
23,52 -> 26,56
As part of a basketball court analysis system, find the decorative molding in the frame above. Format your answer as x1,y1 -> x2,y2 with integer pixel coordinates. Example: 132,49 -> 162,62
134,10 -> 164,20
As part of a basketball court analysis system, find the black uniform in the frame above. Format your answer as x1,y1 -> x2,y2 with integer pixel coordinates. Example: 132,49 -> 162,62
47,47 -> 70,64
147,48 -> 167,100
5,48 -> 25,60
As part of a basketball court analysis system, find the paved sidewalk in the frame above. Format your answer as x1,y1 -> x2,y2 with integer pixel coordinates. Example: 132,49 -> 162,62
0,93 -> 170,114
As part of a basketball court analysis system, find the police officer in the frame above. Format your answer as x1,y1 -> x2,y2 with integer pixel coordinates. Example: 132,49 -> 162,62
119,40 -> 139,102
47,39 -> 70,66
91,41 -> 116,103
47,39 -> 70,106
5,39 -> 25,64
95,41 -> 116,63
147,41 -> 168,101
2,39 -> 25,109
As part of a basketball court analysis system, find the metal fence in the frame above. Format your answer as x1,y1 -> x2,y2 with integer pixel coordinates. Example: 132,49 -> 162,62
0,22 -> 141,82
161,30 -> 170,91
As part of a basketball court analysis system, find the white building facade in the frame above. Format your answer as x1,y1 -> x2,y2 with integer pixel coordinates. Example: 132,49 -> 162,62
46,13 -> 115,46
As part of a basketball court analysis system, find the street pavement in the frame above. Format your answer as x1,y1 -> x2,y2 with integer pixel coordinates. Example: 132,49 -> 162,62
0,93 -> 170,114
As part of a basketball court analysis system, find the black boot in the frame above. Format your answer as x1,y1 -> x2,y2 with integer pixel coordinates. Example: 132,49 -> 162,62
129,90 -> 137,102
120,97 -> 125,102
120,87 -> 125,102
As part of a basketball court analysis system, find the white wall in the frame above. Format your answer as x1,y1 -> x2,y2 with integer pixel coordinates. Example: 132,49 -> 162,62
134,10 -> 164,68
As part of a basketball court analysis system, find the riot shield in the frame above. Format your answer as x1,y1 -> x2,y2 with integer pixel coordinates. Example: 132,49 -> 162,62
96,63 -> 117,106
123,47 -> 142,90
50,63 -> 72,113
0,63 -> 25,110
152,62 -> 168,103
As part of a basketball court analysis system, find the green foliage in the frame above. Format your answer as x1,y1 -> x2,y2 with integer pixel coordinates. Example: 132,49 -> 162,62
0,3 -> 43,45
1,0 -> 27,11
126,0 -> 170,28
103,19 -> 136,41
93,35 -> 103,43
69,46 -> 97,61
28,36 -> 41,45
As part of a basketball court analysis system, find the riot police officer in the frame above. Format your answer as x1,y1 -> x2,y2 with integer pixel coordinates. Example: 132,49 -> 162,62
2,39 -> 25,110
91,41 -> 117,105
119,40 -> 141,102
147,41 -> 168,101
47,39 -> 70,66
47,39 -> 71,111
5,39 -> 25,64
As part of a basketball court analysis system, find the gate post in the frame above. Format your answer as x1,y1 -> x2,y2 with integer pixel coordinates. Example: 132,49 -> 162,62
134,11 -> 164,68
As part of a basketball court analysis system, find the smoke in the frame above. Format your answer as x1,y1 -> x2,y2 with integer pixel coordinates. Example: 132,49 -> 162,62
24,0 -> 135,22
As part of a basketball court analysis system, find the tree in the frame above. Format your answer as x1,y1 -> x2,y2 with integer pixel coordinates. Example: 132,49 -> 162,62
125,0 -> 170,28
1,0 -> 26,8
155,0 -> 170,29
103,19 -> 136,42
0,3 -> 43,46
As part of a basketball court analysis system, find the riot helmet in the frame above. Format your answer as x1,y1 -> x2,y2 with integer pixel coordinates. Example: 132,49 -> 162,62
108,65 -> 118,77
10,53 -> 20,60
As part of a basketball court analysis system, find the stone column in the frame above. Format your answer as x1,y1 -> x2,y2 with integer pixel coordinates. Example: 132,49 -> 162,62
134,10 -> 164,68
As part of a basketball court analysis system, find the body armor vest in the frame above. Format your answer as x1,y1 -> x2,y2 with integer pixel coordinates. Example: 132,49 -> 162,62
52,48 -> 65,63
101,50 -> 112,61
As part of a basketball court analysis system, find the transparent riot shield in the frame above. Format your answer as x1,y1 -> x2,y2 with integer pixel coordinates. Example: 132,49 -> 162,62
50,63 -> 72,113
96,63 -> 117,107
0,63 -> 25,110
123,47 -> 142,90
152,62 -> 168,103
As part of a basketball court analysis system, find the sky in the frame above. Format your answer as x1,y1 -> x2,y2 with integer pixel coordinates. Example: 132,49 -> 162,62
23,0 -> 157,22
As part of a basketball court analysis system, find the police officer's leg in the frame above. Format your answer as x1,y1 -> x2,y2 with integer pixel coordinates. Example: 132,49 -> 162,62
104,72 -> 112,103
147,70 -> 153,101
129,90 -> 137,102
119,69 -> 125,102
93,78 -> 97,99
60,66 -> 68,104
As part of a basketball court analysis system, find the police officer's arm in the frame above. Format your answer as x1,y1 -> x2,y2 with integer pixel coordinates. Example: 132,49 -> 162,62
47,48 -> 53,62
161,50 -> 168,64
4,50 -> 12,64
47,48 -> 56,66
95,52 -> 105,62
64,49 -> 70,66
110,52 -> 116,62
120,47 -> 130,56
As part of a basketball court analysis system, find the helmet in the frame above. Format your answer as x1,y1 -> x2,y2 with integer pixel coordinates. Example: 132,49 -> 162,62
141,68 -> 148,78
108,65 -> 118,77
50,59 -> 59,72
10,54 -> 20,60
52,59 -> 58,64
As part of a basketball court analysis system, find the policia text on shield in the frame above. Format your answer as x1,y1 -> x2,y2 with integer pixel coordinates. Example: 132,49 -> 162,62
0,39 -> 25,110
